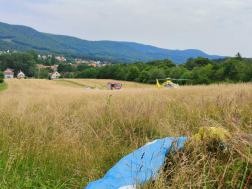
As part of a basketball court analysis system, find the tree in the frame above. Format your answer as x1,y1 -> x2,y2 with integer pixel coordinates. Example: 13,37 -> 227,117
51,54 -> 56,65
44,59 -> 51,66
235,52 -> 242,61
214,68 -> 225,81
126,66 -> 140,81
0,52 -> 36,77
169,67 -> 187,79
57,63 -> 73,72
115,67 -> 128,80
45,67 -> 55,73
178,63 -> 186,68
148,68 -> 166,84
164,59 -> 176,68
38,68 -> 49,79
0,71 -> 4,83
194,56 -> 213,67
82,68 -> 97,78
185,58 -> 197,70
77,63 -> 90,71
180,70 -> 192,85
65,73 -> 75,78
223,58 -> 245,81
98,65 -> 110,79
136,70 -> 150,83
27,50 -> 38,62
199,64 -> 214,80
133,62 -> 147,71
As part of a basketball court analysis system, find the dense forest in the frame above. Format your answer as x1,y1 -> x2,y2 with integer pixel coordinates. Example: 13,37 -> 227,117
0,51 -> 251,85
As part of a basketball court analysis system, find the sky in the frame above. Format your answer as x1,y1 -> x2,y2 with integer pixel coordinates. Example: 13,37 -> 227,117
0,0 -> 251,57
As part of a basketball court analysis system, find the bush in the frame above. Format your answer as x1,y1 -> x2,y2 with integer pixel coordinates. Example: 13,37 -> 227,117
0,71 -> 4,83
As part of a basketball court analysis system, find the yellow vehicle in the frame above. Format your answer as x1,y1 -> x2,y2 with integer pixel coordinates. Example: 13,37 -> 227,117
156,78 -> 191,88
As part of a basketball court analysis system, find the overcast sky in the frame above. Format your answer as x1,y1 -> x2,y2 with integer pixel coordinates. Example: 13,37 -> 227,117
0,0 -> 251,57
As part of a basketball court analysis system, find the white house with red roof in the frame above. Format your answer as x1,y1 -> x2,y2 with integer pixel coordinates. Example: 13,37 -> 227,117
49,71 -> 60,80
3,68 -> 14,78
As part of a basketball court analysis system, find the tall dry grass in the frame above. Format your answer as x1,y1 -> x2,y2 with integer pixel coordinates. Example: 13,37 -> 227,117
0,79 -> 251,188
55,79 -> 154,90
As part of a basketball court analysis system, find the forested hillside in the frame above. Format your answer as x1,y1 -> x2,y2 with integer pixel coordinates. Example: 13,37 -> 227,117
0,22 -> 227,64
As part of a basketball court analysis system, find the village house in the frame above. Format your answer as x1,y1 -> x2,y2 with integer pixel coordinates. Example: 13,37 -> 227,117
88,63 -> 97,67
36,64 -> 44,69
76,60 -> 86,64
17,70 -> 25,79
42,55 -> 47,59
55,56 -> 66,62
52,64 -> 58,70
55,56 -> 61,60
3,68 -> 14,78
49,71 -> 60,80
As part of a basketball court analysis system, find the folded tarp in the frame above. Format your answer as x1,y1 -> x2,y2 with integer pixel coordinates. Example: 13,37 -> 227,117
85,137 -> 187,189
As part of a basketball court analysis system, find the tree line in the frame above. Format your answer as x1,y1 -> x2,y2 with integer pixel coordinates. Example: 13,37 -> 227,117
63,53 -> 252,85
0,51 -> 251,84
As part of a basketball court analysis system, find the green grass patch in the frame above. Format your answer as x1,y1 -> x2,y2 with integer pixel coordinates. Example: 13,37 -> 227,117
0,82 -> 7,92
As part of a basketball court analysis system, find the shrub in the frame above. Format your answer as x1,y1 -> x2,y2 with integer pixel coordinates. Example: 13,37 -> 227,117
0,71 -> 4,83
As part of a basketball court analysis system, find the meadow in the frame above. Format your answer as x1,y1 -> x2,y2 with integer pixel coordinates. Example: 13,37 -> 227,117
0,79 -> 251,188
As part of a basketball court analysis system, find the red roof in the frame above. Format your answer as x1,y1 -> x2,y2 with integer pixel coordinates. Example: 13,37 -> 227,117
3,71 -> 14,75
37,64 -> 43,68
3,68 -> 14,75
49,71 -> 57,76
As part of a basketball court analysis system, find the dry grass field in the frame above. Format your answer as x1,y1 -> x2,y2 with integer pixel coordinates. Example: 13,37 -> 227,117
55,79 -> 154,89
0,79 -> 251,188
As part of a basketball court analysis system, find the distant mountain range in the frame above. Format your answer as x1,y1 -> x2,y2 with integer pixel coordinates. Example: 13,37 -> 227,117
0,22 -> 227,64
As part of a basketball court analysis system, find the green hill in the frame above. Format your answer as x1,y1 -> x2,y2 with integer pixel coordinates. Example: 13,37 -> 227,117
0,22 -> 227,64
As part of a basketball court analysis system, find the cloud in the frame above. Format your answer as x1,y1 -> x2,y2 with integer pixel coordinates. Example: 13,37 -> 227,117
0,0 -> 251,57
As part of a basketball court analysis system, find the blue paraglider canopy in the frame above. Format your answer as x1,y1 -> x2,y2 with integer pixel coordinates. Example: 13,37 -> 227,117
85,137 -> 187,189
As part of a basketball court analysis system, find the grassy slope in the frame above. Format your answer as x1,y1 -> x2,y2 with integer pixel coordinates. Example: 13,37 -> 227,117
0,81 -> 7,92
0,79 -> 251,188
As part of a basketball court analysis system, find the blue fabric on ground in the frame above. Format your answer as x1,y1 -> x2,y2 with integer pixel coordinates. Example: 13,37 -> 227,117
85,137 -> 187,189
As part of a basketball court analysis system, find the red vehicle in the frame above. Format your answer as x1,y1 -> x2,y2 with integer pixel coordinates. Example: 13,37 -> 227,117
107,82 -> 122,90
